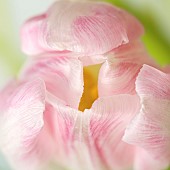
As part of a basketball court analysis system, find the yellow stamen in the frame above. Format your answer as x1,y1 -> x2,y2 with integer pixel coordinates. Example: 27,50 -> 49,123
78,64 -> 101,111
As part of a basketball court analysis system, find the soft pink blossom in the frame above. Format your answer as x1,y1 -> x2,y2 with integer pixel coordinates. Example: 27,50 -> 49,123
0,1 -> 169,170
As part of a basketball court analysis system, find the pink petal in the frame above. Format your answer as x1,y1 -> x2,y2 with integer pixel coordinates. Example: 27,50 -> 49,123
0,79 -> 46,170
21,14 -> 47,55
20,53 -> 83,109
123,65 -> 170,165
98,62 -> 142,96
98,42 -> 154,96
0,79 -> 93,170
86,95 -> 140,170
22,1 -> 144,56
42,97 -> 95,170
107,41 -> 156,64
136,64 -> 170,99
134,148 -> 168,170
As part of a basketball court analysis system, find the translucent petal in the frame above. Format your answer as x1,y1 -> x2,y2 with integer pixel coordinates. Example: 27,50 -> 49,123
21,1 -> 144,56
0,79 -> 46,170
98,42 -> 154,96
43,97 -> 95,170
20,53 -> 83,109
123,65 -> 170,165
86,95 -> 140,170
136,64 -> 170,99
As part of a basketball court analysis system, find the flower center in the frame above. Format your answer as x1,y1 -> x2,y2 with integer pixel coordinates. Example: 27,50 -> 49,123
78,64 -> 101,111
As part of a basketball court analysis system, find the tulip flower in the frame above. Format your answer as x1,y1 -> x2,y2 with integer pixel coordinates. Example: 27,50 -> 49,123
0,1 -> 169,170
1,65 -> 169,170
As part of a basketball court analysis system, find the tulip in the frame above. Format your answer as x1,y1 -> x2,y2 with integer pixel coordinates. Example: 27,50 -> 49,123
0,1 -> 169,170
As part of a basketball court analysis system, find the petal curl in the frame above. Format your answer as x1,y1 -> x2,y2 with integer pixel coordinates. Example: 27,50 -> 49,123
98,42 -> 154,96
123,65 -> 170,165
86,95 -> 140,170
20,53 -> 83,109
98,62 -> 142,96
0,79 -> 92,170
22,1 -> 144,56
0,79 -> 46,170
135,64 -> 170,99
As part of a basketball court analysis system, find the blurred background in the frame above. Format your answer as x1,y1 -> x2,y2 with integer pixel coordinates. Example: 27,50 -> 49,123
0,0 -> 170,169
